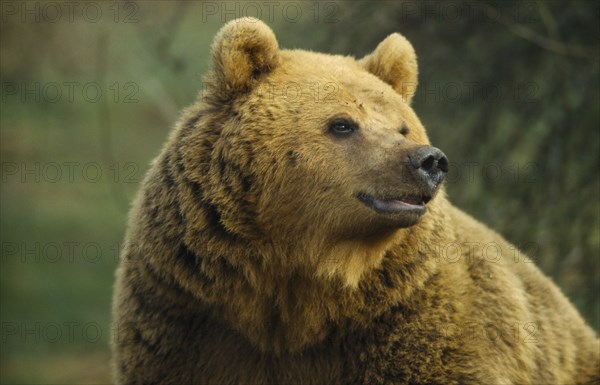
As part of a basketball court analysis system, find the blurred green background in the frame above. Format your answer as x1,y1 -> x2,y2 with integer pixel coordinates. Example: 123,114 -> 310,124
1,1 -> 598,383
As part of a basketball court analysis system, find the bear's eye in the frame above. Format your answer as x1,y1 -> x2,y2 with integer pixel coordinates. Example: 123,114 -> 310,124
328,118 -> 358,137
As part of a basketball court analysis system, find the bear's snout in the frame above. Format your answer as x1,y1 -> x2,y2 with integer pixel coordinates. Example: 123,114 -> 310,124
407,146 -> 448,192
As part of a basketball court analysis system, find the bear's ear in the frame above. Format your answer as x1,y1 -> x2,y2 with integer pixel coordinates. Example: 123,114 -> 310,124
210,18 -> 279,93
359,33 -> 418,104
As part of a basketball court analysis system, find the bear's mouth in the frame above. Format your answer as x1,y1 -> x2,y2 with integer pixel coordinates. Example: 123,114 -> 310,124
357,193 -> 430,215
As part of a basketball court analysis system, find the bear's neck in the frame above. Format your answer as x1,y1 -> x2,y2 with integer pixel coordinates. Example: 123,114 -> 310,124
172,199 -> 450,354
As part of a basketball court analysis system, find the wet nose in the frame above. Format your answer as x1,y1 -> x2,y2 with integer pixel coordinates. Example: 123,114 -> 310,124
408,146 -> 449,189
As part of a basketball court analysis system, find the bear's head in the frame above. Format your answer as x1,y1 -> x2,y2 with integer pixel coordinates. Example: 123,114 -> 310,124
181,18 -> 448,287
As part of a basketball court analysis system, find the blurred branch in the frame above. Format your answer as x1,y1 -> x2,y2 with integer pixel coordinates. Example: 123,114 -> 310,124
536,0 -> 559,39
134,0 -> 189,70
96,32 -> 129,211
129,0 -> 190,122
479,2 -> 596,59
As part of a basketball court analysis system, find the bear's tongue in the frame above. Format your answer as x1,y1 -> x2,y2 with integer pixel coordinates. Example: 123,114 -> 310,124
397,195 -> 424,205
372,196 -> 424,212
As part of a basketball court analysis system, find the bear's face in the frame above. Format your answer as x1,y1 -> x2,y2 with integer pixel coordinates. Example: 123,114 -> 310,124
200,18 -> 447,284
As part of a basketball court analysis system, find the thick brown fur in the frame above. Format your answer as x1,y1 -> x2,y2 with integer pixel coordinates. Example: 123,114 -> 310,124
112,18 -> 600,384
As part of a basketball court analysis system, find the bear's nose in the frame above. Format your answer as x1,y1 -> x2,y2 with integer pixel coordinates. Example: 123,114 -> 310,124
408,146 -> 449,189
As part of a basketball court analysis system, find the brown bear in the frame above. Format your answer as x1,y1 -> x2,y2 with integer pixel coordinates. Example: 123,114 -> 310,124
112,18 -> 599,384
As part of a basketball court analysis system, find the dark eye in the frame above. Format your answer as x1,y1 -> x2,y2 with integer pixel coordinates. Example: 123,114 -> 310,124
328,118 -> 358,136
